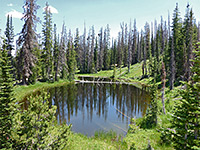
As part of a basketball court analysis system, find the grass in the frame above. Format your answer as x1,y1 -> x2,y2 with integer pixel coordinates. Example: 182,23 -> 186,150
78,62 -> 142,79
124,128 -> 173,150
66,131 -> 127,150
14,79 -> 70,101
77,62 -> 146,89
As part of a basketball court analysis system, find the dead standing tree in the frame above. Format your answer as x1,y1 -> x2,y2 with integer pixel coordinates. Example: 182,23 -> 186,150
17,0 -> 39,85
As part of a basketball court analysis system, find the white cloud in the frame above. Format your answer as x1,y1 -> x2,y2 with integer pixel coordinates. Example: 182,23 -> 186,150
7,3 -> 13,7
43,5 -> 58,14
5,10 -> 23,19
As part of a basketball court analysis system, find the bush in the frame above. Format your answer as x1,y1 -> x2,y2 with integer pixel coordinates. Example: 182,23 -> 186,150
12,91 -> 71,149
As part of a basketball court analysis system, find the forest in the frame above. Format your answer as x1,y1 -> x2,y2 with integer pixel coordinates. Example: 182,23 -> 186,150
0,0 -> 199,149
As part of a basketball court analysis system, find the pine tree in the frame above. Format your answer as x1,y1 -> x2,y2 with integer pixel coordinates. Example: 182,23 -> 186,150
120,22 -> 125,66
94,37 -> 98,73
90,26 -> 95,73
81,23 -> 87,73
17,0 -> 39,85
53,24 -> 59,81
172,3 -> 183,82
12,91 -> 71,149
60,23 -> 68,79
0,43 -> 15,149
42,2 -> 53,81
67,37 -> 76,81
123,23 -> 128,67
4,15 -> 15,79
136,32 -> 140,63
170,42 -> 200,149
170,37 -> 175,90
132,19 -> 137,65
103,25 -> 110,70
140,80 -> 158,129
86,29 -> 91,73
4,15 -> 14,57
117,32 -> 122,69
161,61 -> 166,114
160,16 -> 165,55
98,27 -> 104,71
155,23 -> 161,75
74,28 -> 80,70
144,22 -> 150,76
127,21 -> 132,73
183,6 -> 194,81
150,22 -> 154,75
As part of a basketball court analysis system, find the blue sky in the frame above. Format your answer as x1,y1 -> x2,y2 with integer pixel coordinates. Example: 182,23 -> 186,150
0,0 -> 200,39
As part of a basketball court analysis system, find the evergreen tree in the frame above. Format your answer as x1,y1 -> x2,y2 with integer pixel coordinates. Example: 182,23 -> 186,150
123,23 -> 128,67
172,3 -> 183,82
155,23 -> 161,74
183,6 -> 194,81
90,26 -> 95,73
161,61 -> 166,114
170,37 -> 175,90
0,43 -> 15,149
117,32 -> 122,68
136,32 -> 140,63
160,16 -> 165,55
4,15 -> 14,57
74,28 -> 80,70
53,24 -> 59,81
98,27 -> 104,71
12,92 -> 71,149
4,15 -> 15,79
42,2 -> 53,81
103,25 -> 110,70
120,22 -> 125,66
127,21 -> 132,73
17,0 -> 39,85
113,40 -> 117,65
132,19 -> 137,65
81,23 -> 87,73
170,42 -> 200,149
86,29 -> 91,73
144,22 -> 150,76
94,37 -> 98,73
60,23 -> 68,79
67,37 -> 76,81
140,81 -> 158,129
150,22 -> 154,75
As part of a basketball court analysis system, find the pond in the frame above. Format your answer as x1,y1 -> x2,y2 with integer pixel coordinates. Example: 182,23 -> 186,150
45,81 -> 150,136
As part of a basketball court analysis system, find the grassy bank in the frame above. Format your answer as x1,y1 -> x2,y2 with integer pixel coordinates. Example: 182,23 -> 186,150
14,79 -> 70,101
66,131 -> 127,150
77,62 -> 151,89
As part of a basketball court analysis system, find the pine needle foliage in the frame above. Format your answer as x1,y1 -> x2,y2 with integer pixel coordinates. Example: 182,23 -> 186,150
0,44 -> 15,149
140,82 -> 158,129
170,42 -> 200,149
12,91 -> 71,149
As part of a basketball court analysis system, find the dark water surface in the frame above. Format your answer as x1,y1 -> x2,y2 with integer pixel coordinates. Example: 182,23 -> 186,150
45,82 -> 150,136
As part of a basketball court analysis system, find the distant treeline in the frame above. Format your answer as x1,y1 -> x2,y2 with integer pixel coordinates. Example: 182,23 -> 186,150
1,2 -> 199,87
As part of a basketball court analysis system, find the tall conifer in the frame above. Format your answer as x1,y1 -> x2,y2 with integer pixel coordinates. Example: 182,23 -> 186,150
17,0 -> 39,85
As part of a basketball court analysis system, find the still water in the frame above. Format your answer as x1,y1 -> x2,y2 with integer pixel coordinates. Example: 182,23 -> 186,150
46,82 -> 150,136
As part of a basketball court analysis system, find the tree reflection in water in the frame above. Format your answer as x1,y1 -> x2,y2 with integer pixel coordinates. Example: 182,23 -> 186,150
47,83 -> 150,136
